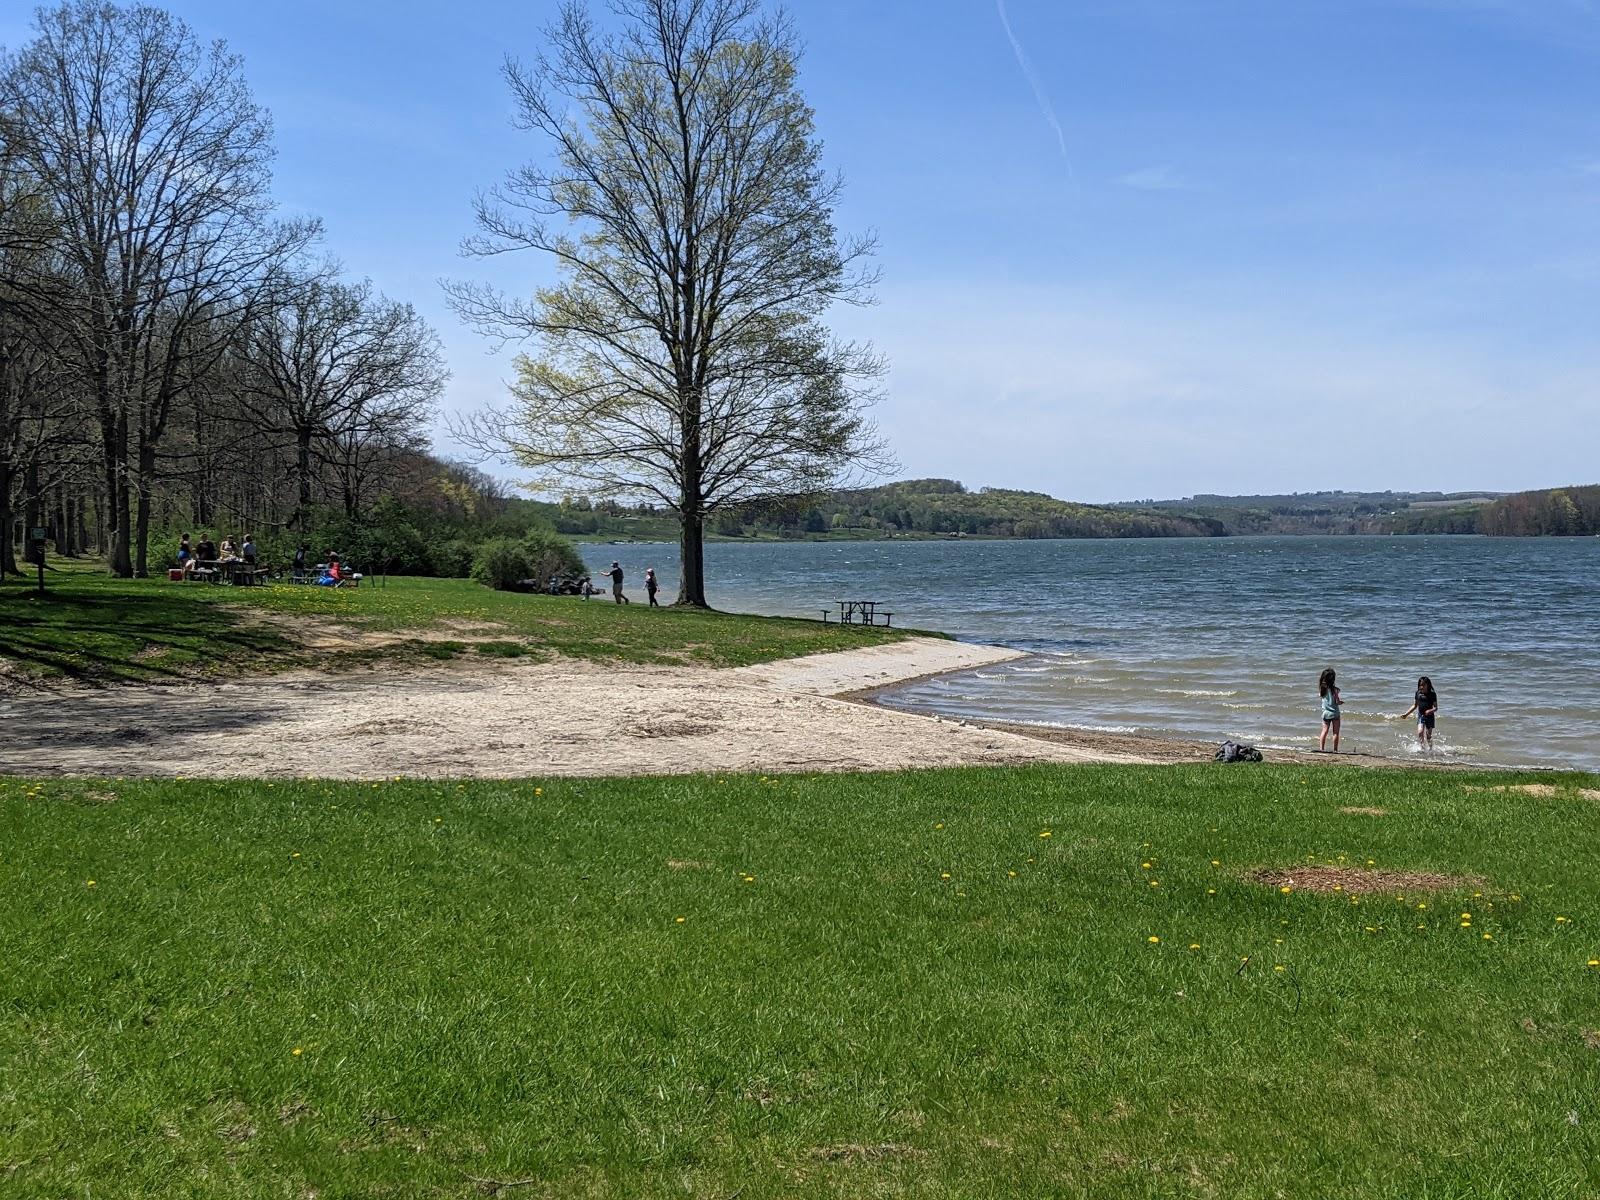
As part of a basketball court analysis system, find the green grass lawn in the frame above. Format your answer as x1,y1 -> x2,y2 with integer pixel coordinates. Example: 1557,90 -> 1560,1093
0,565 -> 912,685
4,765 -> 1598,1198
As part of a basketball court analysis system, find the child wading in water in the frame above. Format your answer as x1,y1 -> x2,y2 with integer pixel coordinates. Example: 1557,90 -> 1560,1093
1318,667 -> 1342,752
1400,675 -> 1439,751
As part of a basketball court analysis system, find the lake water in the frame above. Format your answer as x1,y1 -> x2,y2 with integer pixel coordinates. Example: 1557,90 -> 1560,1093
578,537 -> 1600,771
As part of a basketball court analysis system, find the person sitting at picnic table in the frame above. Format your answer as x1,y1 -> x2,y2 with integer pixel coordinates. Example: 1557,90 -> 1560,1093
177,533 -> 193,567
316,554 -> 343,587
186,534 -> 217,577
242,534 -> 257,566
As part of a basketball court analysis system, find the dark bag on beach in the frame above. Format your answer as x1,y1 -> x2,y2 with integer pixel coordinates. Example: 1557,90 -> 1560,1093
1215,740 -> 1263,764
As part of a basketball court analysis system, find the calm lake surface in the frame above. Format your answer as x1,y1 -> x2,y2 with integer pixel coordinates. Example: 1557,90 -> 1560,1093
579,536 -> 1600,771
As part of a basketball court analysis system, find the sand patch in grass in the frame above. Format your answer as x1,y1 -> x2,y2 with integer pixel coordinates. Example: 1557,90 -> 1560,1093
1464,783 -> 1560,798
1246,866 -> 1482,894
1339,806 -> 1388,816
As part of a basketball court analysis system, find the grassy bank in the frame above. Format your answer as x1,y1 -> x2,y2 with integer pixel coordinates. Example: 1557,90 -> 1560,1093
0,567 -> 911,685
4,765 -> 1598,1197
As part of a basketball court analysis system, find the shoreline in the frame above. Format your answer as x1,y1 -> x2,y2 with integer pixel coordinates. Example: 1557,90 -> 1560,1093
0,638 -> 1151,779
0,634 -> 1569,778
853,657 -> 1538,772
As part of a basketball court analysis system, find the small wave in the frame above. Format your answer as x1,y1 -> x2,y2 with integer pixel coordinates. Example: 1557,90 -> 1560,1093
1071,675 -> 1114,684
1008,718 -> 1140,735
1177,689 -> 1238,697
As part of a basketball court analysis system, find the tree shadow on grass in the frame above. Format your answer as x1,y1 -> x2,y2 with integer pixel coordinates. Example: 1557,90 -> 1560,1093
0,588 -> 293,687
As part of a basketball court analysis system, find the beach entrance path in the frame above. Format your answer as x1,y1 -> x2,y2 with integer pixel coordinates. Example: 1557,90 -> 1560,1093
0,638 -> 1150,779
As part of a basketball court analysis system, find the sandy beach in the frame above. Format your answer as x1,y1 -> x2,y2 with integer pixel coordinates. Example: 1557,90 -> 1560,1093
0,637 -> 1156,779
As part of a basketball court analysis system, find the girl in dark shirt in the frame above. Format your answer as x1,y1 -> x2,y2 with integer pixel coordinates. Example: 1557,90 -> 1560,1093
1400,676 -> 1438,750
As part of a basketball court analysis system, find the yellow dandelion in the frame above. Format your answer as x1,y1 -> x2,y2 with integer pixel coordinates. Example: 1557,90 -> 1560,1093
934,822 -> 944,830
1459,921 -> 1471,928
1007,870 -> 1017,878
1366,859 -> 1375,866
1274,964 -> 1286,972
1279,885 -> 1292,894
535,787 -> 543,796
1039,831 -> 1051,839
1333,884 -> 1344,892
1482,933 -> 1493,941
675,916 -> 686,924
1189,943 -> 1201,950
1147,936 -> 1160,944
1210,859 -> 1220,866
291,852 -> 301,859
291,1047 -> 303,1057
1557,916 -> 1570,924
85,879 -> 96,888
940,872 -> 951,880
1141,861 -> 1152,869
1461,912 -> 1471,920
1149,880 -> 1160,888
1416,902 -> 1427,910
1206,888 -> 1217,896
1588,959 -> 1599,968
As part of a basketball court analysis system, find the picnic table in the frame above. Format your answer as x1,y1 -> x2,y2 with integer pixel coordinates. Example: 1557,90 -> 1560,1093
191,559 -> 269,586
823,599 -> 894,627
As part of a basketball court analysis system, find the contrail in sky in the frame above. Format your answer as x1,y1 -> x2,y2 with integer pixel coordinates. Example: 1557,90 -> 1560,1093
995,0 -> 1073,175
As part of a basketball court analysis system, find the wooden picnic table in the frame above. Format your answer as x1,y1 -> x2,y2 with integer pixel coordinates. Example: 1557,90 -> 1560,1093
825,599 -> 894,627
192,559 -> 268,585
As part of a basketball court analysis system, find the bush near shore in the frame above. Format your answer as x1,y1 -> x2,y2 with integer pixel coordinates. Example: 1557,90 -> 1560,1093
4,765 -> 1598,1198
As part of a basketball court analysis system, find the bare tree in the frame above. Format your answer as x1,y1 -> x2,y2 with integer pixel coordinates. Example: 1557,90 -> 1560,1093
237,273 -> 445,527
447,0 -> 888,607
0,1 -> 314,575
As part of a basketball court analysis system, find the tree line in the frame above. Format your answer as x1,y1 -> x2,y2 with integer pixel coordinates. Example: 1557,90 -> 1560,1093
1476,486 -> 1600,537
0,2 -> 445,579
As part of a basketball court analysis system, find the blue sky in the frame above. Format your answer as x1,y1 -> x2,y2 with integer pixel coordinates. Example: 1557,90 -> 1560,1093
6,0 -> 1600,501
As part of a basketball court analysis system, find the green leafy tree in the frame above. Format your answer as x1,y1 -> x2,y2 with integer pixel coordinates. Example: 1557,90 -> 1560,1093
447,0 -> 888,607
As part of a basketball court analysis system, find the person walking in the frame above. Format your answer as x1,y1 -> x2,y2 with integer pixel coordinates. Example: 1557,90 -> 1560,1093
645,567 -> 660,607
607,561 -> 629,604
1400,675 -> 1439,751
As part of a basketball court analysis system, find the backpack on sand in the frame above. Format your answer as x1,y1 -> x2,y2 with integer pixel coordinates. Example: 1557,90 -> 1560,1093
1214,740 -> 1263,764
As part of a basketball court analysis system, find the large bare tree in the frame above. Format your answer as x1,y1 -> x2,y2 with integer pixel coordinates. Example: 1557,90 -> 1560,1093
237,272 -> 446,528
447,0 -> 888,606
0,1 -> 313,575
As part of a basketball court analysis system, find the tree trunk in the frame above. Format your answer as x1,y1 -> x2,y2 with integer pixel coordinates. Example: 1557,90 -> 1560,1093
23,460 -> 41,567
295,426 -> 314,530
134,437 -> 156,577
0,459 -> 14,577
52,487 -> 69,556
677,509 -> 707,607
103,409 -> 133,577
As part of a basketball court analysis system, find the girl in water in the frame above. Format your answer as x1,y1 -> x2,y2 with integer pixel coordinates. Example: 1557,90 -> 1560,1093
1318,667 -> 1342,752
1400,675 -> 1439,751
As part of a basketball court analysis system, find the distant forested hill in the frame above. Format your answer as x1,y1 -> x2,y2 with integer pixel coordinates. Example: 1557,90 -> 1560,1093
1114,490 -> 1498,535
720,479 -> 1224,539
540,481 -> 1600,542
1477,486 -> 1600,536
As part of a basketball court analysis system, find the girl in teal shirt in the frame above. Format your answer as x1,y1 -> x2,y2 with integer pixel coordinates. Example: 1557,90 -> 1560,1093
1318,667 -> 1342,753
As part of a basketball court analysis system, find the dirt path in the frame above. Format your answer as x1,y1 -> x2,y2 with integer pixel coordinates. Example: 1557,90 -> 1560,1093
0,638 -> 1150,779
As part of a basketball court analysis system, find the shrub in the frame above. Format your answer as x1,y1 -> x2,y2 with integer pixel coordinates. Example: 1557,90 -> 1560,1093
430,538 -> 476,578
469,530 -> 587,591
521,528 -> 587,588
470,538 -> 531,590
